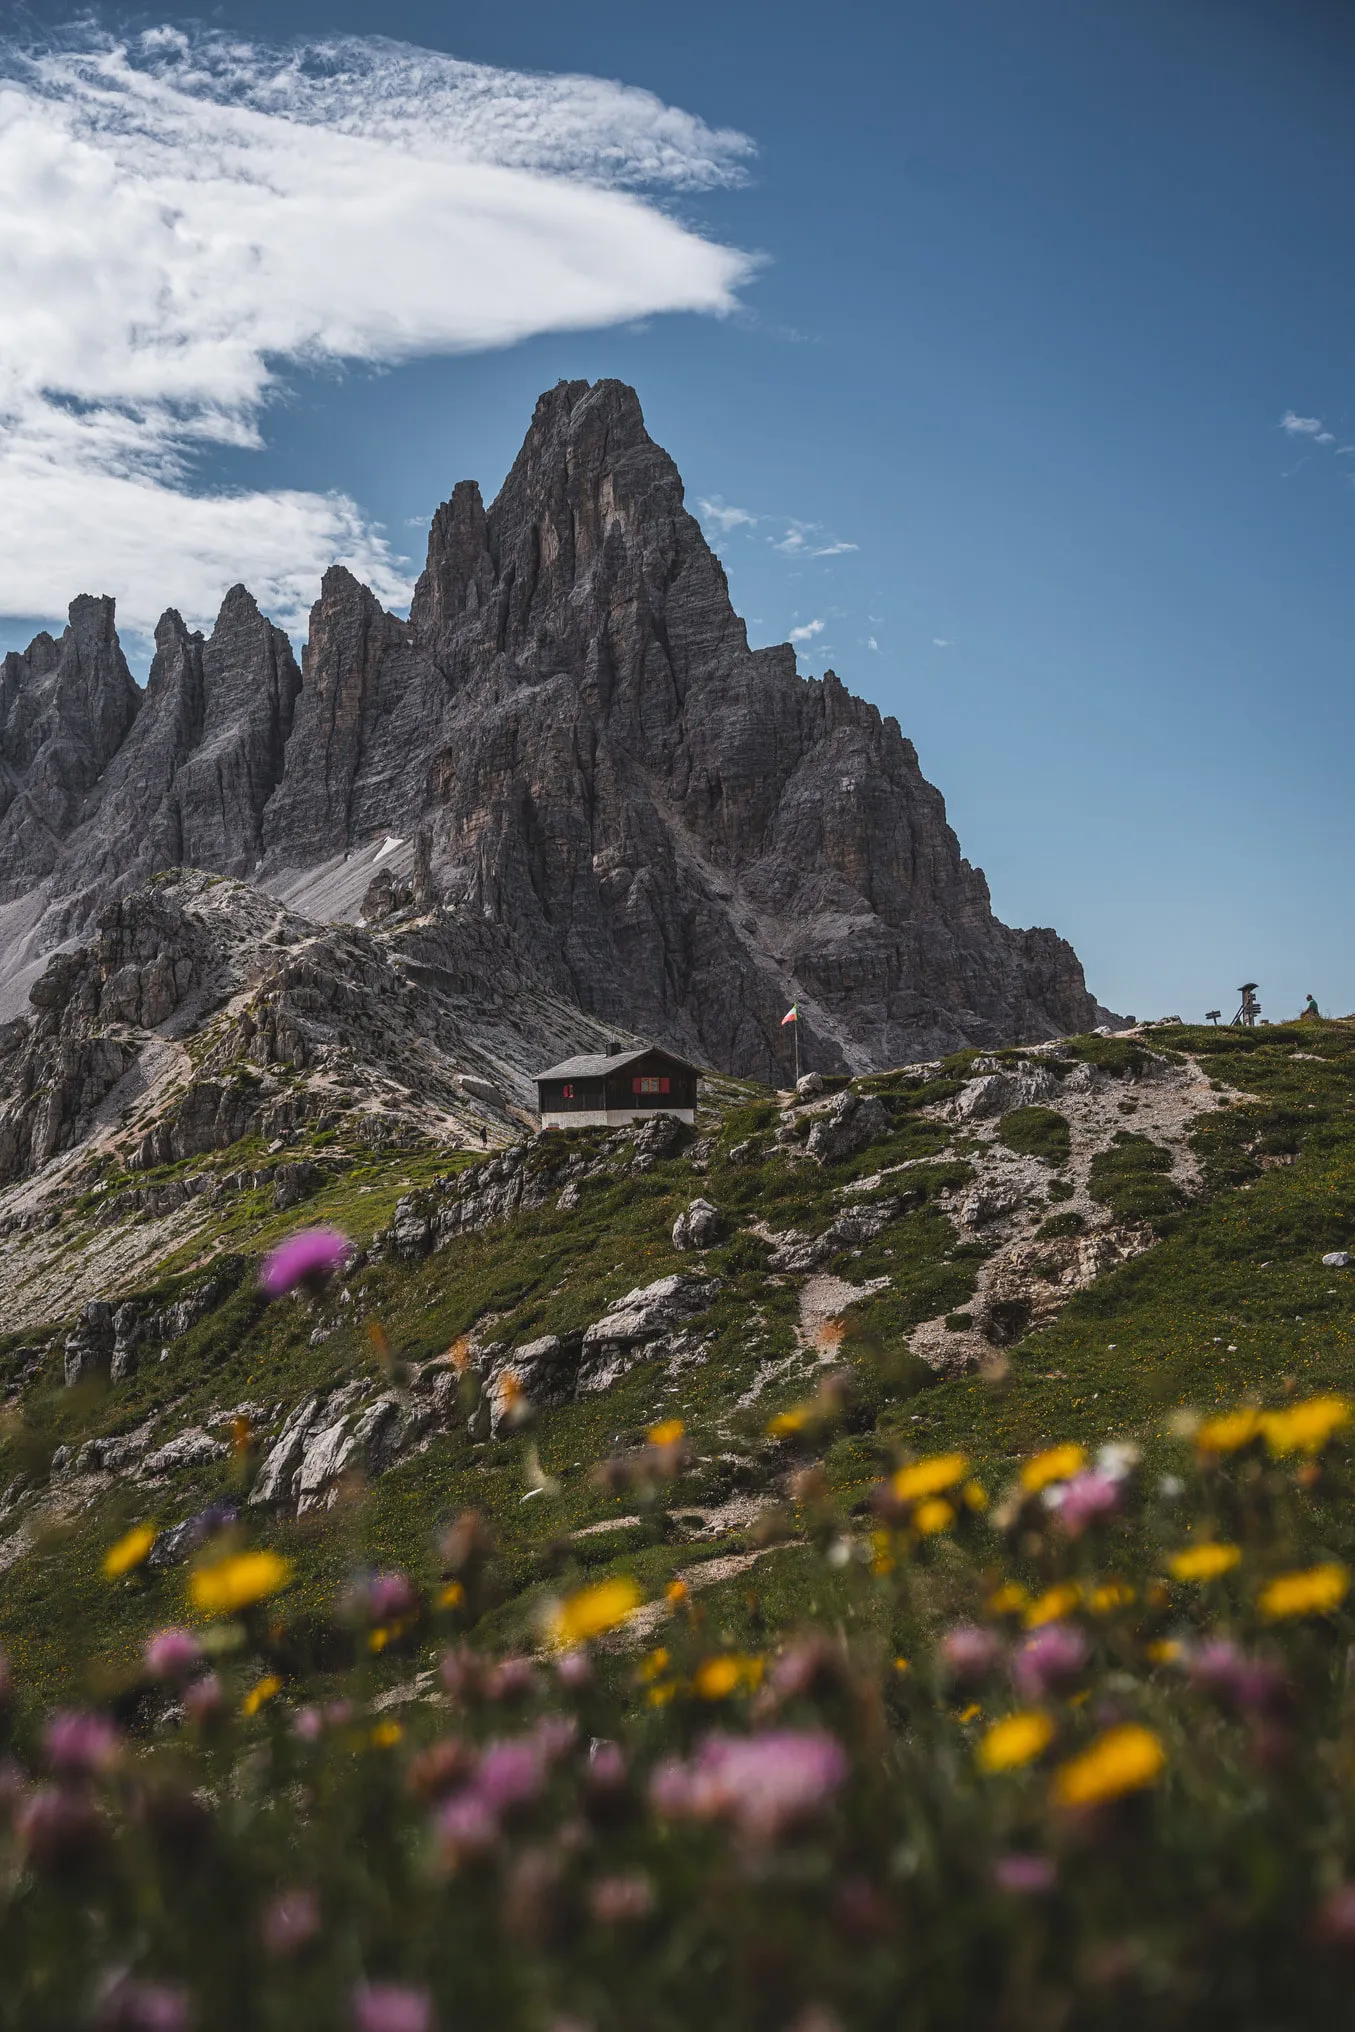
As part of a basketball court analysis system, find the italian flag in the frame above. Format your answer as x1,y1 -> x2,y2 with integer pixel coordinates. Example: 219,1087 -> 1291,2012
781,1005 -> 798,1027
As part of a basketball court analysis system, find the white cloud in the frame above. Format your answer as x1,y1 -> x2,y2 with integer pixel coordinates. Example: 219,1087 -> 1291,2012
770,518 -> 857,558
867,636 -> 878,652
698,497 -> 758,532
789,618 -> 825,643
0,28 -> 754,635
932,637 -> 951,648
1281,411 -> 1328,439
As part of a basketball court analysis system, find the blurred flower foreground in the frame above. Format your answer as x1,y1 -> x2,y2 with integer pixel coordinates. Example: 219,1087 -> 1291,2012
7,1370 -> 1355,2030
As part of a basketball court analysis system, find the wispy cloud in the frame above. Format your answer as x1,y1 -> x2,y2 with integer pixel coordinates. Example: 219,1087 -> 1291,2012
697,496 -> 757,532
0,27 -> 754,635
770,519 -> 857,558
867,636 -> 878,652
1281,411 -> 1335,445
932,637 -> 951,648
789,618 -> 825,643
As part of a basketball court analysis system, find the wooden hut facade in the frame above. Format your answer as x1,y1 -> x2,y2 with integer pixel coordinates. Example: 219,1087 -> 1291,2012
535,1044 -> 699,1130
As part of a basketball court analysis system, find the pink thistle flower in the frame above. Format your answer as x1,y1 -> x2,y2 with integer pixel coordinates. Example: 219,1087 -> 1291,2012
367,1571 -> 417,1622
994,1852 -> 1057,1895
940,1624 -> 1004,1681
182,1673 -> 224,1724
531,1714 -> 578,1762
555,1648 -> 593,1690
648,1757 -> 696,1818
586,1741 -> 627,1789
95,1980 -> 193,2032
144,1628 -> 203,1683
474,1738 -> 547,1813
259,1227 -> 351,1300
292,1705 -> 325,1743
262,1886 -> 322,1956
589,1871 -> 654,1922
768,1637 -> 836,1700
484,1655 -> 537,1702
436,1791 -> 499,1860
653,1730 -> 848,1842
45,1710 -> 122,1777
1011,1622 -> 1087,1700
1188,1639 -> 1287,1714
352,1984 -> 433,2032
1055,1470 -> 1123,1536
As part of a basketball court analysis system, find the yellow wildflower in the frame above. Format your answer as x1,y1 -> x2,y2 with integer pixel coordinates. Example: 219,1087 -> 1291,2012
892,1453 -> 970,1502
548,1575 -> 642,1648
190,1549 -> 293,1615
1262,1395 -> 1352,1457
241,1674 -> 282,1717
647,1418 -> 685,1447
1021,1444 -> 1085,1494
103,1524 -> 155,1579
987,1582 -> 1030,1617
871,1529 -> 896,1576
1052,1723 -> 1165,1808
439,1581 -> 466,1610
665,1579 -> 689,1606
767,1404 -> 815,1438
647,1680 -> 678,1707
1025,1584 -> 1081,1627
977,1710 -> 1054,1772
1167,1542 -> 1242,1583
1087,1581 -> 1135,1615
893,1656 -> 910,1674
1258,1562 -> 1350,1621
370,1720 -> 403,1749
962,1480 -> 990,1512
956,1702 -> 983,1724
637,1648 -> 671,1683
1146,1639 -> 1183,1664
1195,1408 -> 1262,1456
914,1498 -> 956,1536
693,1653 -> 764,1700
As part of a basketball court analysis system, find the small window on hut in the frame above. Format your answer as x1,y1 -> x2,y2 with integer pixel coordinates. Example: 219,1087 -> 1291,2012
562,1083 -> 575,1099
633,1076 -> 670,1095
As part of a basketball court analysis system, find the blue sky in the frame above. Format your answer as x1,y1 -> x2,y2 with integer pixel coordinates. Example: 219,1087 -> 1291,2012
2,0 -> 1352,1028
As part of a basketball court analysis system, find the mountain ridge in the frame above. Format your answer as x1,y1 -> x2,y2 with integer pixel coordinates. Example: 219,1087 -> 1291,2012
0,378 -> 1114,1076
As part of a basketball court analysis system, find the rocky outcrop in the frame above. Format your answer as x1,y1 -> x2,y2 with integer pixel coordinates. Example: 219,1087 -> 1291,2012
0,381 -> 1112,1080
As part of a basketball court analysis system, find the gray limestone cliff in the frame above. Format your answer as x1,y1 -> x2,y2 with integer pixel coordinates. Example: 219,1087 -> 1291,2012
0,380 -> 1112,1079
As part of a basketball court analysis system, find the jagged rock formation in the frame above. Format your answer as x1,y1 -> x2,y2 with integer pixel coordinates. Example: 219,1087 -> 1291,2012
0,869 -> 633,1198
0,380 -> 1113,1081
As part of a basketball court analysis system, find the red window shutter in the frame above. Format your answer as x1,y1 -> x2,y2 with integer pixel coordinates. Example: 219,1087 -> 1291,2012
660,1077 -> 670,1093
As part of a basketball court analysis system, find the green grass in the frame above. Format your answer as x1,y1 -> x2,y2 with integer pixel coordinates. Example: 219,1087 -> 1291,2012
997,1105 -> 1071,1165
4,1022 -> 1355,1706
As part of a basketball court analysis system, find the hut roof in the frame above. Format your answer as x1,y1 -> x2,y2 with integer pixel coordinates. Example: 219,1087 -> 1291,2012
535,1046 -> 695,1082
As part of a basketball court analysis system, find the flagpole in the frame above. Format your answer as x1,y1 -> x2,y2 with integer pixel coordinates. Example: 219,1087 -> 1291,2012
794,1017 -> 800,1087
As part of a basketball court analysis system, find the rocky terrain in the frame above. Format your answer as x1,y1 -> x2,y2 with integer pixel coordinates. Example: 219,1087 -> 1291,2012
0,380 -> 1114,1082
3,1011 -> 1322,1624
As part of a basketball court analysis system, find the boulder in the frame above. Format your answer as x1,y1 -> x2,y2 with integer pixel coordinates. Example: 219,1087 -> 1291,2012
576,1274 -> 719,1394
806,1090 -> 891,1165
1323,1251 -> 1352,1270
673,1198 -> 722,1250
140,1428 -> 228,1477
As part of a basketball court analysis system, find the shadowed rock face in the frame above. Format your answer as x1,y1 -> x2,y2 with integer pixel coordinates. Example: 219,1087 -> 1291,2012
0,380 -> 1112,1078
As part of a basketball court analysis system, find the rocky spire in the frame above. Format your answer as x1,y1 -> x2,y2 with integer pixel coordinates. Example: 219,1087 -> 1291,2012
0,381 -> 1114,1074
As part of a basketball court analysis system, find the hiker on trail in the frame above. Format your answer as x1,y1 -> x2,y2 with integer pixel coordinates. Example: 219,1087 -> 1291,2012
1305,994 -> 1320,1020
479,1126 -> 488,1147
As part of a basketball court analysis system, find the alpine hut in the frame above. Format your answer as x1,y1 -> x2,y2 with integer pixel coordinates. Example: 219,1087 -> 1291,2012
535,1042 -> 699,1130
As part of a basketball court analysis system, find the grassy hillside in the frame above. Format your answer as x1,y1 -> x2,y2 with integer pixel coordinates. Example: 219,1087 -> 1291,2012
1,1020 -> 1352,1707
